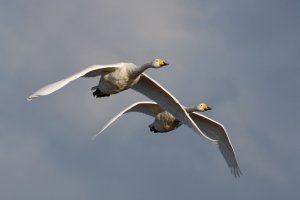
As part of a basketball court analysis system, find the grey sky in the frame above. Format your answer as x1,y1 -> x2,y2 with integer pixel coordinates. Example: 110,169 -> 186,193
1,0 -> 300,199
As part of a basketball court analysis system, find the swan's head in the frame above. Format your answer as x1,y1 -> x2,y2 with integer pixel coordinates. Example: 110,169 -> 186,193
151,59 -> 169,68
196,103 -> 212,112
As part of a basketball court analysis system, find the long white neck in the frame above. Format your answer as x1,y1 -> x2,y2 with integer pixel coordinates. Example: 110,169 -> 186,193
140,63 -> 153,71
185,106 -> 202,113
130,63 -> 153,77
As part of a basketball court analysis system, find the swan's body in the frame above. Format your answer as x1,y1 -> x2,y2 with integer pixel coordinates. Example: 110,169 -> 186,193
93,101 -> 242,177
27,59 -> 215,142
27,59 -> 167,99
149,111 -> 182,133
95,63 -> 140,95
148,103 -> 211,133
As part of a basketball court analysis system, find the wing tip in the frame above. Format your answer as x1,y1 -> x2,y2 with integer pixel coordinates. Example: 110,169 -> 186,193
231,166 -> 243,178
91,134 -> 97,141
27,96 -> 34,101
27,94 -> 39,101
91,130 -> 104,141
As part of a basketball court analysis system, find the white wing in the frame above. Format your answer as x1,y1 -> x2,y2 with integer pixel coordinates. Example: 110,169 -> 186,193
92,101 -> 164,140
132,73 -> 216,142
27,64 -> 122,101
189,112 -> 242,177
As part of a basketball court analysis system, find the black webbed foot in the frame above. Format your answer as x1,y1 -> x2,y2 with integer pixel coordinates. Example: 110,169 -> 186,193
149,126 -> 159,133
92,89 -> 110,98
92,89 -> 99,97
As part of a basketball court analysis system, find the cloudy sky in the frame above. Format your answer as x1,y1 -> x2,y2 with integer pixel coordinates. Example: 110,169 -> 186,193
1,0 -> 300,199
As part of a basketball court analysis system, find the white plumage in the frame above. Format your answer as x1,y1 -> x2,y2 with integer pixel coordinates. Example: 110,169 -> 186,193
93,101 -> 242,177
27,59 -> 215,142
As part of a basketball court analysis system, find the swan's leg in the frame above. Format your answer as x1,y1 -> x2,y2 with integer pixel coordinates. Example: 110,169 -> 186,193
149,125 -> 159,133
92,89 -> 110,98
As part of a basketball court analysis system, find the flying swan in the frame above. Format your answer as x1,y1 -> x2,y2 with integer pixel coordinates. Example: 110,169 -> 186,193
93,101 -> 242,177
27,59 -> 215,142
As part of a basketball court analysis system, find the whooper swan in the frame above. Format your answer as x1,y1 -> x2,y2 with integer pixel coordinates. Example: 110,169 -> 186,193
27,59 -> 215,142
93,101 -> 242,177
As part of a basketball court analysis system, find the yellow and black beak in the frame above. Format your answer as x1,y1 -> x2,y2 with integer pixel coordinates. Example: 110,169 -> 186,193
159,60 -> 169,66
162,62 -> 169,66
204,105 -> 212,111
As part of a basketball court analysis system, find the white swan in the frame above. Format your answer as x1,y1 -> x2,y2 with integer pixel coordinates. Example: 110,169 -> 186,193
27,59 -> 168,100
93,101 -> 242,177
27,59 -> 215,142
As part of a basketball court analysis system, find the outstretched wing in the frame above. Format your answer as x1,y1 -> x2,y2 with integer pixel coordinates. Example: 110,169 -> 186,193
92,101 -> 164,140
132,73 -> 216,142
189,112 -> 242,177
27,64 -> 122,101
